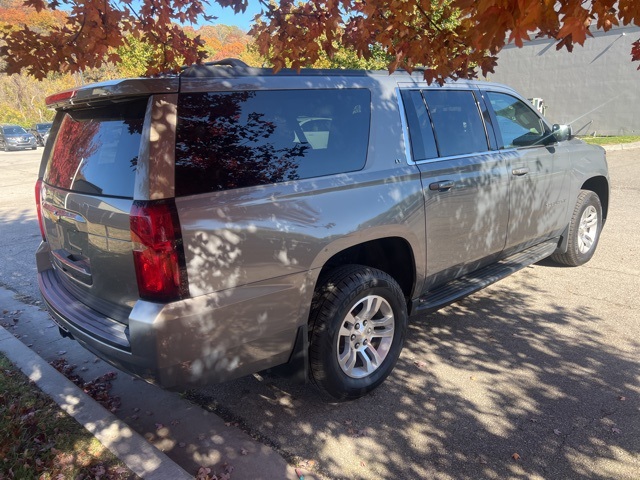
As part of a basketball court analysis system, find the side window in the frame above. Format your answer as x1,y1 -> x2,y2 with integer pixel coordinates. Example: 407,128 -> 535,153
486,92 -> 547,148
401,90 -> 438,161
175,89 -> 371,196
422,90 -> 489,157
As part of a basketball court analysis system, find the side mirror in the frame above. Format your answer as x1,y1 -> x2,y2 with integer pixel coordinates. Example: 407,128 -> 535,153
552,124 -> 572,143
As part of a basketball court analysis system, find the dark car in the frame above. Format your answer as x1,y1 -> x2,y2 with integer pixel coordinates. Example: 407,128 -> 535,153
32,122 -> 53,147
0,124 -> 37,151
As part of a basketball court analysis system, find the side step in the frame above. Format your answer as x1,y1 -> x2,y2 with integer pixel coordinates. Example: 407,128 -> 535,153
413,239 -> 558,315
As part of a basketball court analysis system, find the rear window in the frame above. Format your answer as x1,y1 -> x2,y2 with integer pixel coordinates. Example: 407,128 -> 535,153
44,99 -> 146,198
175,89 -> 371,196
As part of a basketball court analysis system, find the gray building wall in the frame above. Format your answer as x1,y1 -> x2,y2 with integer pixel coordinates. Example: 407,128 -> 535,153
484,25 -> 640,136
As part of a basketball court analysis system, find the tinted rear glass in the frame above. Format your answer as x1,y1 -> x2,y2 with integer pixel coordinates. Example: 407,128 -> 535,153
44,99 -> 146,198
175,89 -> 371,196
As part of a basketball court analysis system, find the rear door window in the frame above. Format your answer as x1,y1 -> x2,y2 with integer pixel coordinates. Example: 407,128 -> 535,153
401,90 -> 438,161
175,89 -> 371,196
422,90 -> 489,157
44,100 -> 146,198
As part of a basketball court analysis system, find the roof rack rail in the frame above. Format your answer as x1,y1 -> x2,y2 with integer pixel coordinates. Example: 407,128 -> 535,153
180,58 -> 252,78
201,58 -> 249,68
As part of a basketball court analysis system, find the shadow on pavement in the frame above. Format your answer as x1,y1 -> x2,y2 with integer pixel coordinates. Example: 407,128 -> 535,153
190,268 -> 639,479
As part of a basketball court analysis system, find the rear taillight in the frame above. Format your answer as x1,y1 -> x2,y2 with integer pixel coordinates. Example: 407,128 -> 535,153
130,199 -> 189,302
35,179 -> 46,240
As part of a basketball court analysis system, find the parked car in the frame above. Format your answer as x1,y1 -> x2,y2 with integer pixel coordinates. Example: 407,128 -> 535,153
35,60 -> 609,400
31,122 -> 53,146
1,124 -> 37,151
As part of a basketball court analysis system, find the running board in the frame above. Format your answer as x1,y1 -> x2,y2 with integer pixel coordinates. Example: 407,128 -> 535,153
413,239 -> 558,314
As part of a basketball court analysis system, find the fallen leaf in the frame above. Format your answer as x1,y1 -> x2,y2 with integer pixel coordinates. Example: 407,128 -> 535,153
240,448 -> 248,455
414,360 -> 427,368
512,452 -> 521,461
618,396 -> 626,401
196,466 -> 211,479
57,350 -> 67,355
553,429 -> 562,436
612,427 -> 621,434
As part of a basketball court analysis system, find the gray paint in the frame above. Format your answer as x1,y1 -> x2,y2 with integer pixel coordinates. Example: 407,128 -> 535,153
485,25 -> 640,136
36,69 -> 609,389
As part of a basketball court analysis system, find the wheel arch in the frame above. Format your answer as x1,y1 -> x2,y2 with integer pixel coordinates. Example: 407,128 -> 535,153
581,175 -> 609,222
314,236 -> 418,303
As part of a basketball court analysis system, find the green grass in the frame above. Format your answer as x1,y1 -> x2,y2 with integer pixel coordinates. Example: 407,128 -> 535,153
581,135 -> 640,146
0,353 -> 138,480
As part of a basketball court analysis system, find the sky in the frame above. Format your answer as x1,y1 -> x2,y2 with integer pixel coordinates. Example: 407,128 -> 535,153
202,0 -> 264,32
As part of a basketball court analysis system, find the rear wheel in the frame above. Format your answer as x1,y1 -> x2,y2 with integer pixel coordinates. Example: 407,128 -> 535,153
308,265 -> 407,400
551,190 -> 603,266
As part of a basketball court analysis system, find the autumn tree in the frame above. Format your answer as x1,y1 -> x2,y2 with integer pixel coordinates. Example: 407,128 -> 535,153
0,0 -> 639,84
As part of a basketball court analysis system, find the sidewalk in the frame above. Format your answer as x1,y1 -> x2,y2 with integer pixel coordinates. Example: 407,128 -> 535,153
0,287 -> 310,480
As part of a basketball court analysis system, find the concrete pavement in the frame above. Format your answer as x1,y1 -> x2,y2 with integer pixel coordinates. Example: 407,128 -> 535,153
0,288 -> 310,479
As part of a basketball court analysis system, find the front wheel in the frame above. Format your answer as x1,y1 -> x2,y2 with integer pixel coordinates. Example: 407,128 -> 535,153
551,190 -> 603,266
308,265 -> 407,400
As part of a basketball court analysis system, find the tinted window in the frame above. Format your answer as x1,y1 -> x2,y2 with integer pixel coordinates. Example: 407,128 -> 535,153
44,100 -> 145,198
175,89 -> 371,196
401,90 -> 438,161
423,90 -> 488,157
487,92 -> 547,148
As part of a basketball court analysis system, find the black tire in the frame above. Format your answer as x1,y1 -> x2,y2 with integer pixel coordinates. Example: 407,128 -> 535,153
551,190 -> 603,266
308,265 -> 407,400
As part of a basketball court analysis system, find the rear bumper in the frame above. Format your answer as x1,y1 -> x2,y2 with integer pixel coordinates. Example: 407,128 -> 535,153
36,243 -> 308,388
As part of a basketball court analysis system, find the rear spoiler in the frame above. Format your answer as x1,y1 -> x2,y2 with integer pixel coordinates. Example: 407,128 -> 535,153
45,78 -> 179,109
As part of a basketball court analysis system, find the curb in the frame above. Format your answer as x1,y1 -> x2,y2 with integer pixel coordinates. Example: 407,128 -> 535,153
0,325 -> 193,480
601,141 -> 640,152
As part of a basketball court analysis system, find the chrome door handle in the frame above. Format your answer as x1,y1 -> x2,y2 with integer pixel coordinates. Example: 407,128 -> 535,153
429,180 -> 455,191
512,167 -> 529,176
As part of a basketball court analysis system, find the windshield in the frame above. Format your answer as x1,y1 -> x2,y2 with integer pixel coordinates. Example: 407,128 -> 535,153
3,126 -> 28,135
36,123 -> 52,133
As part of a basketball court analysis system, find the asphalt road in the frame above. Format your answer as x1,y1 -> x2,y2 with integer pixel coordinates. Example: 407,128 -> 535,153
1,147 -> 638,479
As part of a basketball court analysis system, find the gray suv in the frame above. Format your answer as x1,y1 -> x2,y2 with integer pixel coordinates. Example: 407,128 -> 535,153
36,60 -> 609,400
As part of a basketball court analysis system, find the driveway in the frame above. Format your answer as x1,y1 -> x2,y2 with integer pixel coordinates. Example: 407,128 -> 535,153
0,147 -> 638,479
